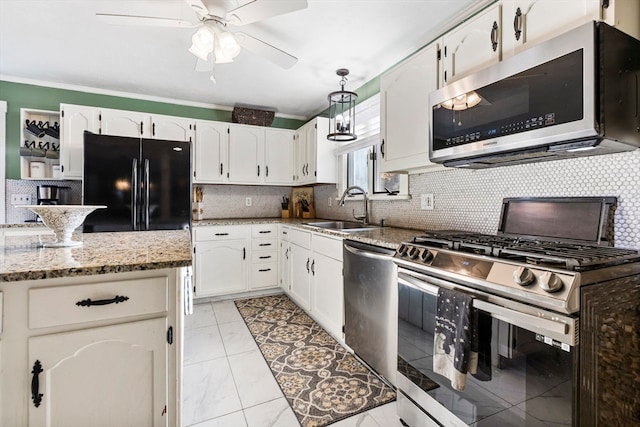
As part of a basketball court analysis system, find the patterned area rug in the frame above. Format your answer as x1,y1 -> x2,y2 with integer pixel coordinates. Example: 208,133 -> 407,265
235,294 -> 396,427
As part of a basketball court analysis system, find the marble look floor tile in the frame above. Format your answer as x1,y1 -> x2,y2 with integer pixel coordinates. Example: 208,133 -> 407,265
330,411 -> 382,427
367,402 -> 404,427
186,410 -> 248,427
212,300 -> 243,324
182,358 -> 242,426
228,349 -> 284,408
243,397 -> 299,427
218,320 -> 259,356
184,325 -> 226,366
185,302 -> 217,330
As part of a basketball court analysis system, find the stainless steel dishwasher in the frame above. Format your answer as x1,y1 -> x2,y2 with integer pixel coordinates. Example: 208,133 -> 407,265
343,239 -> 397,385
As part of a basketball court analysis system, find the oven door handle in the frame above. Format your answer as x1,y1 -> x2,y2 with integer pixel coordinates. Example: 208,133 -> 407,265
398,273 -> 573,345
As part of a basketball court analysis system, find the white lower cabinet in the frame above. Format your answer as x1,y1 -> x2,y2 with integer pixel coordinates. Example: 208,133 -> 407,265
193,226 -> 248,297
250,224 -> 279,290
28,317 -> 168,427
289,229 -> 312,311
279,226 -> 291,292
310,234 -> 344,341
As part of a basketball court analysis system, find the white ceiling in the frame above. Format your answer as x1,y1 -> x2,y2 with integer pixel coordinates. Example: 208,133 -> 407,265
0,0 -> 483,119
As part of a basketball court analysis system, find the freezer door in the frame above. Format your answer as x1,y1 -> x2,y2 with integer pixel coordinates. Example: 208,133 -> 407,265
141,138 -> 191,230
83,132 -> 141,232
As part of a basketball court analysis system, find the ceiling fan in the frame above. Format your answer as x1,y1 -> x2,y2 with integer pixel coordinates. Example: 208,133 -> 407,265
97,0 -> 308,74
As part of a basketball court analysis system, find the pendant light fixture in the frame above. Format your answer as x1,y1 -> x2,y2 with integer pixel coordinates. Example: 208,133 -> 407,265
327,68 -> 357,141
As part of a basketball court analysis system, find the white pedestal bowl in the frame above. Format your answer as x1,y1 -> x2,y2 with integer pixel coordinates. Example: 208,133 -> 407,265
18,205 -> 106,247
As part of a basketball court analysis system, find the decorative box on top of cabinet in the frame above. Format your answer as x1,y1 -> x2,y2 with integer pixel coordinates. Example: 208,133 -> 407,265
20,108 -> 63,180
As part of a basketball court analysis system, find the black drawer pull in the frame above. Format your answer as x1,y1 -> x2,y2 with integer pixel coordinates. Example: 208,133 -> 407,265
258,230 -> 272,234
76,295 -> 130,307
259,255 -> 272,259
259,268 -> 272,272
215,232 -> 229,236
31,360 -> 43,408
259,243 -> 272,247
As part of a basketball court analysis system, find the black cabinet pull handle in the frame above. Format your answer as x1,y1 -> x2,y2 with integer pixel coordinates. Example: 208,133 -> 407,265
380,140 -> 385,158
306,258 -> 310,273
491,21 -> 499,52
514,7 -> 522,41
220,163 -> 223,175
266,165 -> 269,177
258,268 -> 271,272
259,230 -> 272,234
257,165 -> 260,177
259,243 -> 271,247
167,326 -> 173,345
243,248 -> 246,259
215,232 -> 229,236
259,255 -> 272,259
76,295 -> 129,307
152,122 -> 156,136
31,360 -> 43,408
311,260 -> 315,276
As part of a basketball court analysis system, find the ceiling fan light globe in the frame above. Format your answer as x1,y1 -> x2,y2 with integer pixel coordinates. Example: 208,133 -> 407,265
217,31 -> 241,59
189,43 -> 211,61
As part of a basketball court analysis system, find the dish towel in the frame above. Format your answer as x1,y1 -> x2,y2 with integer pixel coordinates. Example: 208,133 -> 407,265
433,287 -> 478,391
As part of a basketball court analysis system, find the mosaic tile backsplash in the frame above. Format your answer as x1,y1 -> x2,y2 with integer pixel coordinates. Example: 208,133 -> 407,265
315,150 -> 640,251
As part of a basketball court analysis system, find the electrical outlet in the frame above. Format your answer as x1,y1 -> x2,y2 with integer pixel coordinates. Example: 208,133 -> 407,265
245,197 -> 252,207
328,197 -> 332,207
11,194 -> 32,205
421,194 -> 434,210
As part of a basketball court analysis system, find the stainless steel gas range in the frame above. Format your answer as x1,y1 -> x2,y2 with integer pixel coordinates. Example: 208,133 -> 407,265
393,198 -> 640,427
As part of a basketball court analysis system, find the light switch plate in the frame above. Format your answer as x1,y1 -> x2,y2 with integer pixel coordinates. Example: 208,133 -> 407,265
421,194 -> 434,210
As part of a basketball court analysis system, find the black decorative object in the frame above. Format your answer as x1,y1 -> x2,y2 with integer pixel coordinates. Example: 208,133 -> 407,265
76,295 -> 130,307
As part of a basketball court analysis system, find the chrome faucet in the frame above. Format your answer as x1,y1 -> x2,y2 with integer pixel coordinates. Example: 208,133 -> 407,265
338,186 -> 369,225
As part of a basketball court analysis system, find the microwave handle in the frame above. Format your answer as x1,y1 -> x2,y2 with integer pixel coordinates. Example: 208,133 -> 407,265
398,273 -> 573,345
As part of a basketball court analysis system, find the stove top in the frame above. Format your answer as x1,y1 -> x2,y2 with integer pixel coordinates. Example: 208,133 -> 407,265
394,230 -> 640,314
410,231 -> 640,271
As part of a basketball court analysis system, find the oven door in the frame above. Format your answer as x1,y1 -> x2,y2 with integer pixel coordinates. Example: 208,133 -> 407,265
397,268 -> 578,427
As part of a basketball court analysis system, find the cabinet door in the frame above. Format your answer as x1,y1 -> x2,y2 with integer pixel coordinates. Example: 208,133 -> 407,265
60,104 -> 99,180
380,43 -> 443,173
151,115 -> 193,141
194,239 -> 247,296
100,109 -> 148,137
442,3 -> 501,84
228,124 -> 264,184
280,234 -> 290,293
193,120 -> 228,183
289,243 -> 311,311
311,117 -> 336,184
311,252 -> 343,340
293,129 -> 307,184
264,128 -> 294,185
502,0 -> 600,58
28,318 -> 168,427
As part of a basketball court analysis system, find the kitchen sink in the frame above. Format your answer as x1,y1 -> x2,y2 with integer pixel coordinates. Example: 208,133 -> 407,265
304,221 -> 380,232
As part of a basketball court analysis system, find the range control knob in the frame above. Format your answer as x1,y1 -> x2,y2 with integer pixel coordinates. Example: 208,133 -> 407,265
539,271 -> 563,293
397,244 -> 409,257
408,246 -> 420,259
419,249 -> 434,263
513,266 -> 535,286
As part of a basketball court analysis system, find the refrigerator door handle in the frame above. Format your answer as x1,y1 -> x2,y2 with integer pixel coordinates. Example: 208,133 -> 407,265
144,158 -> 150,230
132,158 -> 138,230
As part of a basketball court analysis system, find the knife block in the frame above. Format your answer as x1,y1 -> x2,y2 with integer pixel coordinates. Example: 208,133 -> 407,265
291,187 -> 314,219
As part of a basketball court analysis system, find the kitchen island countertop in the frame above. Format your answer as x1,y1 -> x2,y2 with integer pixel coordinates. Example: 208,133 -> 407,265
0,228 -> 192,282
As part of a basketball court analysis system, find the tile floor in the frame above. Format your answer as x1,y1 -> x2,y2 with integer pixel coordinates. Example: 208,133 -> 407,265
182,298 -> 404,427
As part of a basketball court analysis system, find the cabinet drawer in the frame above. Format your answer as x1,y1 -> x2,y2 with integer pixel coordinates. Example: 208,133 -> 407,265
251,262 -> 278,288
252,224 -> 278,238
252,251 -> 277,263
194,225 -> 248,241
29,276 -> 169,329
289,228 -> 311,248
252,238 -> 277,251
313,234 -> 343,261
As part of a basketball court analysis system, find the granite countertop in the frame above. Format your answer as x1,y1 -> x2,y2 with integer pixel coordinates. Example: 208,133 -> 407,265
0,228 -> 192,282
193,218 -> 421,250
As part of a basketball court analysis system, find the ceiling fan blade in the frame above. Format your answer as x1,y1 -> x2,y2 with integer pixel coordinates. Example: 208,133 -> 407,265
226,0 -> 308,26
184,0 -> 211,20
97,13 -> 197,28
235,32 -> 297,69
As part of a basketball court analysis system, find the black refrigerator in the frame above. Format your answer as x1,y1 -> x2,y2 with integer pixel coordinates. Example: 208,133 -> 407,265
83,131 -> 192,232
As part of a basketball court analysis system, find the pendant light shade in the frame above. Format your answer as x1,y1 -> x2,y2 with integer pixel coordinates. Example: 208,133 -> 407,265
327,68 -> 357,141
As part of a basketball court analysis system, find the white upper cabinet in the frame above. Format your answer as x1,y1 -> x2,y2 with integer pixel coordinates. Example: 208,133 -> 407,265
380,42 -> 444,173
193,120 -> 228,183
502,0 -> 640,58
100,109 -> 148,137
441,3 -> 502,84
228,123 -> 264,184
264,128 -> 295,185
60,104 -> 99,180
150,115 -> 193,141
294,117 -> 336,185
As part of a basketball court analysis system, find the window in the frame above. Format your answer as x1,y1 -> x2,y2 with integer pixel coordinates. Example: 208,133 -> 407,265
336,94 -> 408,198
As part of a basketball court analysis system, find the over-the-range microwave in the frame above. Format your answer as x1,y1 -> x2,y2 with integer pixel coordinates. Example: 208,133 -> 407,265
429,21 -> 640,169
